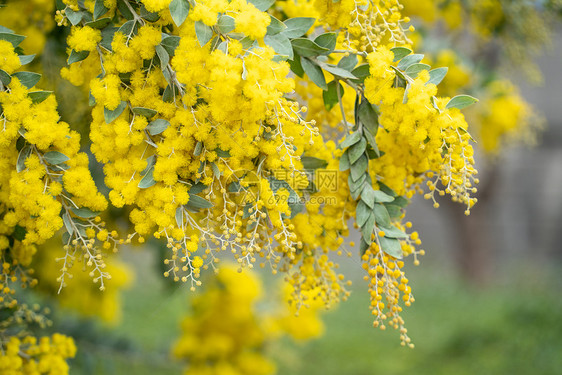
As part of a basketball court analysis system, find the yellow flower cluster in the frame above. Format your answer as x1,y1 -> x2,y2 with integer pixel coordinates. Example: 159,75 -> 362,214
0,38 -> 120,302
364,47 -> 478,212
0,334 -> 76,375
173,265 -> 325,374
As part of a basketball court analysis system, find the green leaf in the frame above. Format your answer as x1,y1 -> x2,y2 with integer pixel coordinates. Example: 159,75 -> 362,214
16,145 -> 32,173
175,206 -> 183,228
215,148 -> 230,158
94,0 -> 109,19
19,54 -> 35,65
247,0 -> 275,11
390,46 -> 412,62
0,33 -> 25,48
314,32 -> 337,52
13,225 -> 27,242
361,211 -> 375,242
288,54 -> 304,77
348,137 -> 366,164
373,189 -> 394,203
282,17 -> 315,38
141,155 -> 156,176
373,204 -> 390,227
319,62 -> 357,79
359,238 -> 370,255
28,91 -> 52,104
85,17 -> 112,29
405,63 -> 430,78
12,72 -> 41,89
146,119 -> 170,135
427,67 -> 448,86
155,44 -> 169,68
267,15 -> 286,35
337,54 -> 358,71
0,26 -> 14,34
379,225 -> 408,238
169,0 -> 190,26
194,141 -> 203,156
68,49 -> 90,64
132,107 -> 157,118
104,101 -> 127,123
65,7 -> 83,25
161,36 -> 181,57
340,131 -> 362,149
301,156 -> 328,170
217,15 -> 235,33
323,80 -> 342,111
186,194 -> 214,209
291,38 -> 329,57
350,64 -> 370,82
44,151 -> 69,164
63,212 -> 74,236
349,172 -> 367,194
0,69 -> 11,85
356,200 -> 370,227
189,182 -> 207,194
138,166 -> 156,188
195,21 -> 213,47
358,100 -> 378,135
445,95 -> 479,110
360,183 -> 376,208
140,5 -> 160,22
119,20 -> 138,38
211,162 -> 220,178
350,155 -> 367,181
264,34 -> 293,59
379,236 -> 403,259
301,57 -> 326,89
339,151 -> 350,171
71,207 -> 100,219
396,53 -> 424,70
117,0 -> 134,20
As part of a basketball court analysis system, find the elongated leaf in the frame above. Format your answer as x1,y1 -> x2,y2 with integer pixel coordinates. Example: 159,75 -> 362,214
282,17 -> 315,38
132,107 -> 157,118
301,57 -> 326,89
161,36 -> 181,56
396,53 -> 424,70
104,101 -> 127,123
339,151 -> 350,171
195,21 -> 213,47
28,91 -> 52,104
319,62 -> 357,79
217,15 -> 235,33
348,137 -> 366,164
314,32 -> 337,52
340,131 -> 362,149
361,211 -> 375,242
63,212 -> 74,236
267,15 -> 286,35
379,236 -> 403,259
356,200 -> 370,227
379,225 -> 408,238
186,194 -> 214,209
288,54 -> 304,77
138,166 -> 156,188
0,69 -> 11,85
360,183 -> 376,208
323,80 -> 342,111
146,119 -> 170,135
405,63 -> 430,78
16,145 -> 32,173
427,67 -> 448,86
301,156 -> 328,170
19,54 -> 35,65
119,20 -> 138,38
291,38 -> 329,57
358,100 -> 378,135
94,0 -> 109,19
390,46 -> 412,62
351,64 -> 370,82
264,34 -> 293,59
337,53 -> 358,71
373,204 -> 390,227
350,155 -> 368,181
247,0 -> 275,11
12,71 -> 41,89
44,151 -> 69,164
155,44 -> 169,67
85,17 -> 111,29
169,0 -> 190,26
71,207 -> 100,219
0,33 -> 25,47
373,189 -> 394,203
445,95 -> 478,110
68,49 -> 89,64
